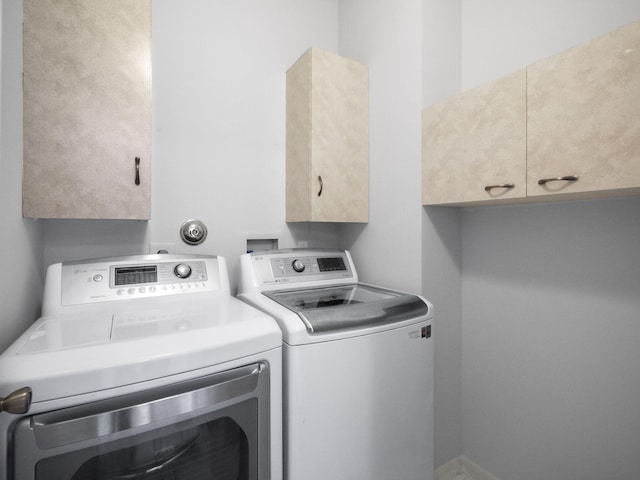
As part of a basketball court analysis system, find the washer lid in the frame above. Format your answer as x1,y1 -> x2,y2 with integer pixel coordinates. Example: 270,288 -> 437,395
263,284 -> 429,334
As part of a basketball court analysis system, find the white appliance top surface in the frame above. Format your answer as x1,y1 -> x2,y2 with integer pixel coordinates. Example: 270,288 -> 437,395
0,254 -> 281,405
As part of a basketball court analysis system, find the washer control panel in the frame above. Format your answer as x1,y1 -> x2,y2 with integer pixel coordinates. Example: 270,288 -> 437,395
248,249 -> 355,287
270,255 -> 349,277
60,255 -> 220,306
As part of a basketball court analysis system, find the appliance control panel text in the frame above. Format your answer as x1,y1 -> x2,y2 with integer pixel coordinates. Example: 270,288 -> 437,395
60,257 -> 220,305
257,252 -> 354,286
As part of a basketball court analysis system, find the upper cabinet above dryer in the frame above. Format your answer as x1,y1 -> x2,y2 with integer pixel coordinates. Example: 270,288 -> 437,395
286,48 -> 369,223
22,0 -> 152,219
422,20 -> 640,207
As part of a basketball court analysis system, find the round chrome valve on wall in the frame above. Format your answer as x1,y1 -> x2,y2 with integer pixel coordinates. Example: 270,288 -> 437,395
180,219 -> 208,246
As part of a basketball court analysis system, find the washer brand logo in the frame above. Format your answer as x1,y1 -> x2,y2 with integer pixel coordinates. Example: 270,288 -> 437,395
409,326 -> 431,340
422,325 -> 431,338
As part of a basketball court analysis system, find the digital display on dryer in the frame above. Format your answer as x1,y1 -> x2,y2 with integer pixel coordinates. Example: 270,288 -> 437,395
317,257 -> 346,272
114,266 -> 158,286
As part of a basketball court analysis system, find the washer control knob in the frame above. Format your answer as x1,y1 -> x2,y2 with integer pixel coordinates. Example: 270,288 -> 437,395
174,264 -> 192,279
292,259 -> 305,273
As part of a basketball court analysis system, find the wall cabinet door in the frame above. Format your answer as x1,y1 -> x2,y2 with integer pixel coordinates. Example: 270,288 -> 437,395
527,21 -> 640,200
286,48 -> 369,223
22,0 -> 151,219
422,70 -> 526,206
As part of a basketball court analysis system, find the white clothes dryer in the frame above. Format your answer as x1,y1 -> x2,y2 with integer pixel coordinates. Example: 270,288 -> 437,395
0,254 -> 282,480
237,249 -> 434,480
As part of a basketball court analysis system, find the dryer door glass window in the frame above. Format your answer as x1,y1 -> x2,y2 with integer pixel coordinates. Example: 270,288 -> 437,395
37,411 -> 252,480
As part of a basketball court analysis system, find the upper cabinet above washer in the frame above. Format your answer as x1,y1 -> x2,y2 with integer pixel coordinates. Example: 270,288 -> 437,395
422,20 -> 640,207
286,48 -> 369,223
22,0 -> 152,219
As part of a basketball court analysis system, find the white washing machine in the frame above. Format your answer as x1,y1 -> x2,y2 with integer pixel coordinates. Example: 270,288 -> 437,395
0,254 -> 282,480
237,249 -> 434,480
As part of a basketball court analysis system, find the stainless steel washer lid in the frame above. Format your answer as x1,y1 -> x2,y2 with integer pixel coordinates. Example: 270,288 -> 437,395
263,284 -> 429,334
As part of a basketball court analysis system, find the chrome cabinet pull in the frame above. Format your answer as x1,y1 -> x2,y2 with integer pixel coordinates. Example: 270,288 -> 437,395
135,157 -> 141,186
538,175 -> 578,185
0,387 -> 32,415
317,175 -> 323,197
484,183 -> 515,192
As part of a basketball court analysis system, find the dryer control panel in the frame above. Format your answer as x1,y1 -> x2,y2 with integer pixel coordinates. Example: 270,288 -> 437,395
53,255 -> 223,306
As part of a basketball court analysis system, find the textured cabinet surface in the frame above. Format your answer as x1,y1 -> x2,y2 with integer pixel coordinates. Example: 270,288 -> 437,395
422,70 -> 526,206
286,48 -> 369,223
527,21 -> 640,200
422,21 -> 640,207
23,0 -> 151,219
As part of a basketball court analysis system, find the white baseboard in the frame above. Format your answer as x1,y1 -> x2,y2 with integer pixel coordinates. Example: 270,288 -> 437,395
434,456 -> 466,480
435,456 -> 500,480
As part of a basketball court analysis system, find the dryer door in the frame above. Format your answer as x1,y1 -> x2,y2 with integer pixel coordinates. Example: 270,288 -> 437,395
9,363 -> 270,480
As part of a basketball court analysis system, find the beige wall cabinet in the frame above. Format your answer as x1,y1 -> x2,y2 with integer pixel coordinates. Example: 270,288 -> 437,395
422,70 -> 527,206
23,0 -> 152,219
422,21 -> 640,207
286,48 -> 369,223
527,21 -> 640,200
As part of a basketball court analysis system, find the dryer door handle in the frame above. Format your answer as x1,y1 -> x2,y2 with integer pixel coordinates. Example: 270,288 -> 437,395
31,363 -> 265,449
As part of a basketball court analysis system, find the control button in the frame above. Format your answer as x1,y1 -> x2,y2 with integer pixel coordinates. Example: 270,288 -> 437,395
139,287 -> 146,294
127,288 -> 136,295
174,264 -> 192,279
117,289 -> 125,295
292,259 -> 305,273
150,286 -> 156,292
93,274 -> 103,282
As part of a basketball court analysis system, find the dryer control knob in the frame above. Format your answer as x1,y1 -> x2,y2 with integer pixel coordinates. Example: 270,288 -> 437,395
292,260 -> 305,273
174,264 -> 192,279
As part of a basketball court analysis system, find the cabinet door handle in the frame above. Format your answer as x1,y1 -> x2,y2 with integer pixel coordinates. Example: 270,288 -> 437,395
484,183 -> 515,192
135,157 -> 141,186
537,175 -> 578,185
317,175 -> 323,197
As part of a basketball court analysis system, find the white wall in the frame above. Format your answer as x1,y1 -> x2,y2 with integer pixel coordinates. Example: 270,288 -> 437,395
461,0 -> 640,89
149,0 -> 344,289
459,2 -> 640,479
0,0 -> 44,352
338,0 -> 424,295
422,0 -> 464,470
338,2 -> 466,473
462,198 -> 640,480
